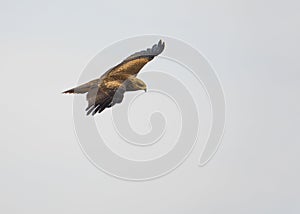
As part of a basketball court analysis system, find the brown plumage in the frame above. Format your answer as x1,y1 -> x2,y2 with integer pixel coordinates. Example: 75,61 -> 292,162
63,40 -> 165,115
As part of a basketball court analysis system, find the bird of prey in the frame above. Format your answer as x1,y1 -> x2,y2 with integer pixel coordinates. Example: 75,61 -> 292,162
63,40 -> 165,116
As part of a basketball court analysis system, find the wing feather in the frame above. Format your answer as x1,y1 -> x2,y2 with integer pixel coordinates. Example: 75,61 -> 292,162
123,39 -> 165,62
105,40 -> 165,77
85,80 -> 126,116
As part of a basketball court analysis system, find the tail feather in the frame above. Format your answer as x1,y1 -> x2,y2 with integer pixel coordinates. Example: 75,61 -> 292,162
62,78 -> 99,94
62,88 -> 76,94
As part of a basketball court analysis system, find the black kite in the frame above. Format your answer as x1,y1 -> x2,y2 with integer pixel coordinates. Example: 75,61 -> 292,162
63,40 -> 165,115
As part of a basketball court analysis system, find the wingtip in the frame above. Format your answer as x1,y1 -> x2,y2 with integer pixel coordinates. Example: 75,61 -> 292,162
158,39 -> 165,48
150,39 -> 165,56
123,39 -> 165,62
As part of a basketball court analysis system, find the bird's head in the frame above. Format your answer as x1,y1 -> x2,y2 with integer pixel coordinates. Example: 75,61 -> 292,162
125,77 -> 147,92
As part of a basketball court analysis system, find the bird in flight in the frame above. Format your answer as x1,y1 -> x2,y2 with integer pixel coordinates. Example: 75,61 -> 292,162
63,40 -> 165,116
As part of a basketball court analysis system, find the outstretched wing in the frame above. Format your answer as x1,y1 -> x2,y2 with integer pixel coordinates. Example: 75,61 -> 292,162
85,80 -> 126,116
105,40 -> 165,77
123,40 -> 165,62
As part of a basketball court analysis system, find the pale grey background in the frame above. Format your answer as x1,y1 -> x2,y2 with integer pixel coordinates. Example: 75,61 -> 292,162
1,0 -> 299,213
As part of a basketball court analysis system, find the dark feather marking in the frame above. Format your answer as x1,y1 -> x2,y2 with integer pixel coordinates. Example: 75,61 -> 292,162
89,98 -> 112,116
86,95 -> 112,116
91,105 -> 102,116
98,106 -> 107,114
86,105 -> 96,116
85,105 -> 94,111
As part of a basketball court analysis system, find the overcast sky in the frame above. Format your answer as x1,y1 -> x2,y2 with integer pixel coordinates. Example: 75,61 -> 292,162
1,0 -> 300,213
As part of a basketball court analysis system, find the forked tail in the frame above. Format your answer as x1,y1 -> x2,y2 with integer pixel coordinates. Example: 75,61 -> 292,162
62,79 -> 99,94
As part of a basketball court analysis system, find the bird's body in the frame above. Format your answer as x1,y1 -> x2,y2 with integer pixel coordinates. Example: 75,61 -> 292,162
63,40 -> 165,115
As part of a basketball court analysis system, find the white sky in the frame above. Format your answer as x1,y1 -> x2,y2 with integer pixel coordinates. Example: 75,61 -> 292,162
0,0 -> 299,213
